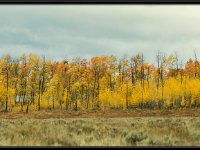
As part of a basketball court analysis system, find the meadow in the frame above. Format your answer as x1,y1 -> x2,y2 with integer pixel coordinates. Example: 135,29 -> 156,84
0,110 -> 200,146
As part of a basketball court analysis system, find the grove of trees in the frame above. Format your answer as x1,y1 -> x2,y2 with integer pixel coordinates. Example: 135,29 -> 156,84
0,52 -> 200,113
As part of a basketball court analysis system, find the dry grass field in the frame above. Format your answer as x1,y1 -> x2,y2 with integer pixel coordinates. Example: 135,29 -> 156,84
1,109 -> 200,119
0,110 -> 200,146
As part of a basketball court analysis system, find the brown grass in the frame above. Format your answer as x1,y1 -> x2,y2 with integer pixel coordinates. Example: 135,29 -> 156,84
0,117 -> 200,146
0,108 -> 200,119
0,109 -> 200,146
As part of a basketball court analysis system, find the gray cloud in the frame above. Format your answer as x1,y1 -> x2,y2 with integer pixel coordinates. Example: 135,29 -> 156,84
0,5 -> 200,64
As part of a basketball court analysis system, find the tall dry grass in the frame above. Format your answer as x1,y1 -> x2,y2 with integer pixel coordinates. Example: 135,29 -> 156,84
0,117 -> 200,146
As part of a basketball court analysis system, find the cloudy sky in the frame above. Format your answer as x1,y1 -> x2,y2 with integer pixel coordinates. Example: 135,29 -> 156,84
0,5 -> 200,63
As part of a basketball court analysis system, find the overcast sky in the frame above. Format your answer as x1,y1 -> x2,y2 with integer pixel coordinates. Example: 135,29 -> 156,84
0,5 -> 200,64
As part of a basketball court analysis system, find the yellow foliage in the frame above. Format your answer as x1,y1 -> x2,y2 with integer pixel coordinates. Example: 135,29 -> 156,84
181,96 -> 186,108
99,89 -> 112,111
2,53 -> 200,112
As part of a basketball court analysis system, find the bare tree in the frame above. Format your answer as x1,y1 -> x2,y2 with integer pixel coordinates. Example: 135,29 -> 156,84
194,50 -> 199,78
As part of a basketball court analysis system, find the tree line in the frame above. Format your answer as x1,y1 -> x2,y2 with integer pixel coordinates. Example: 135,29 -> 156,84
0,52 -> 199,113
